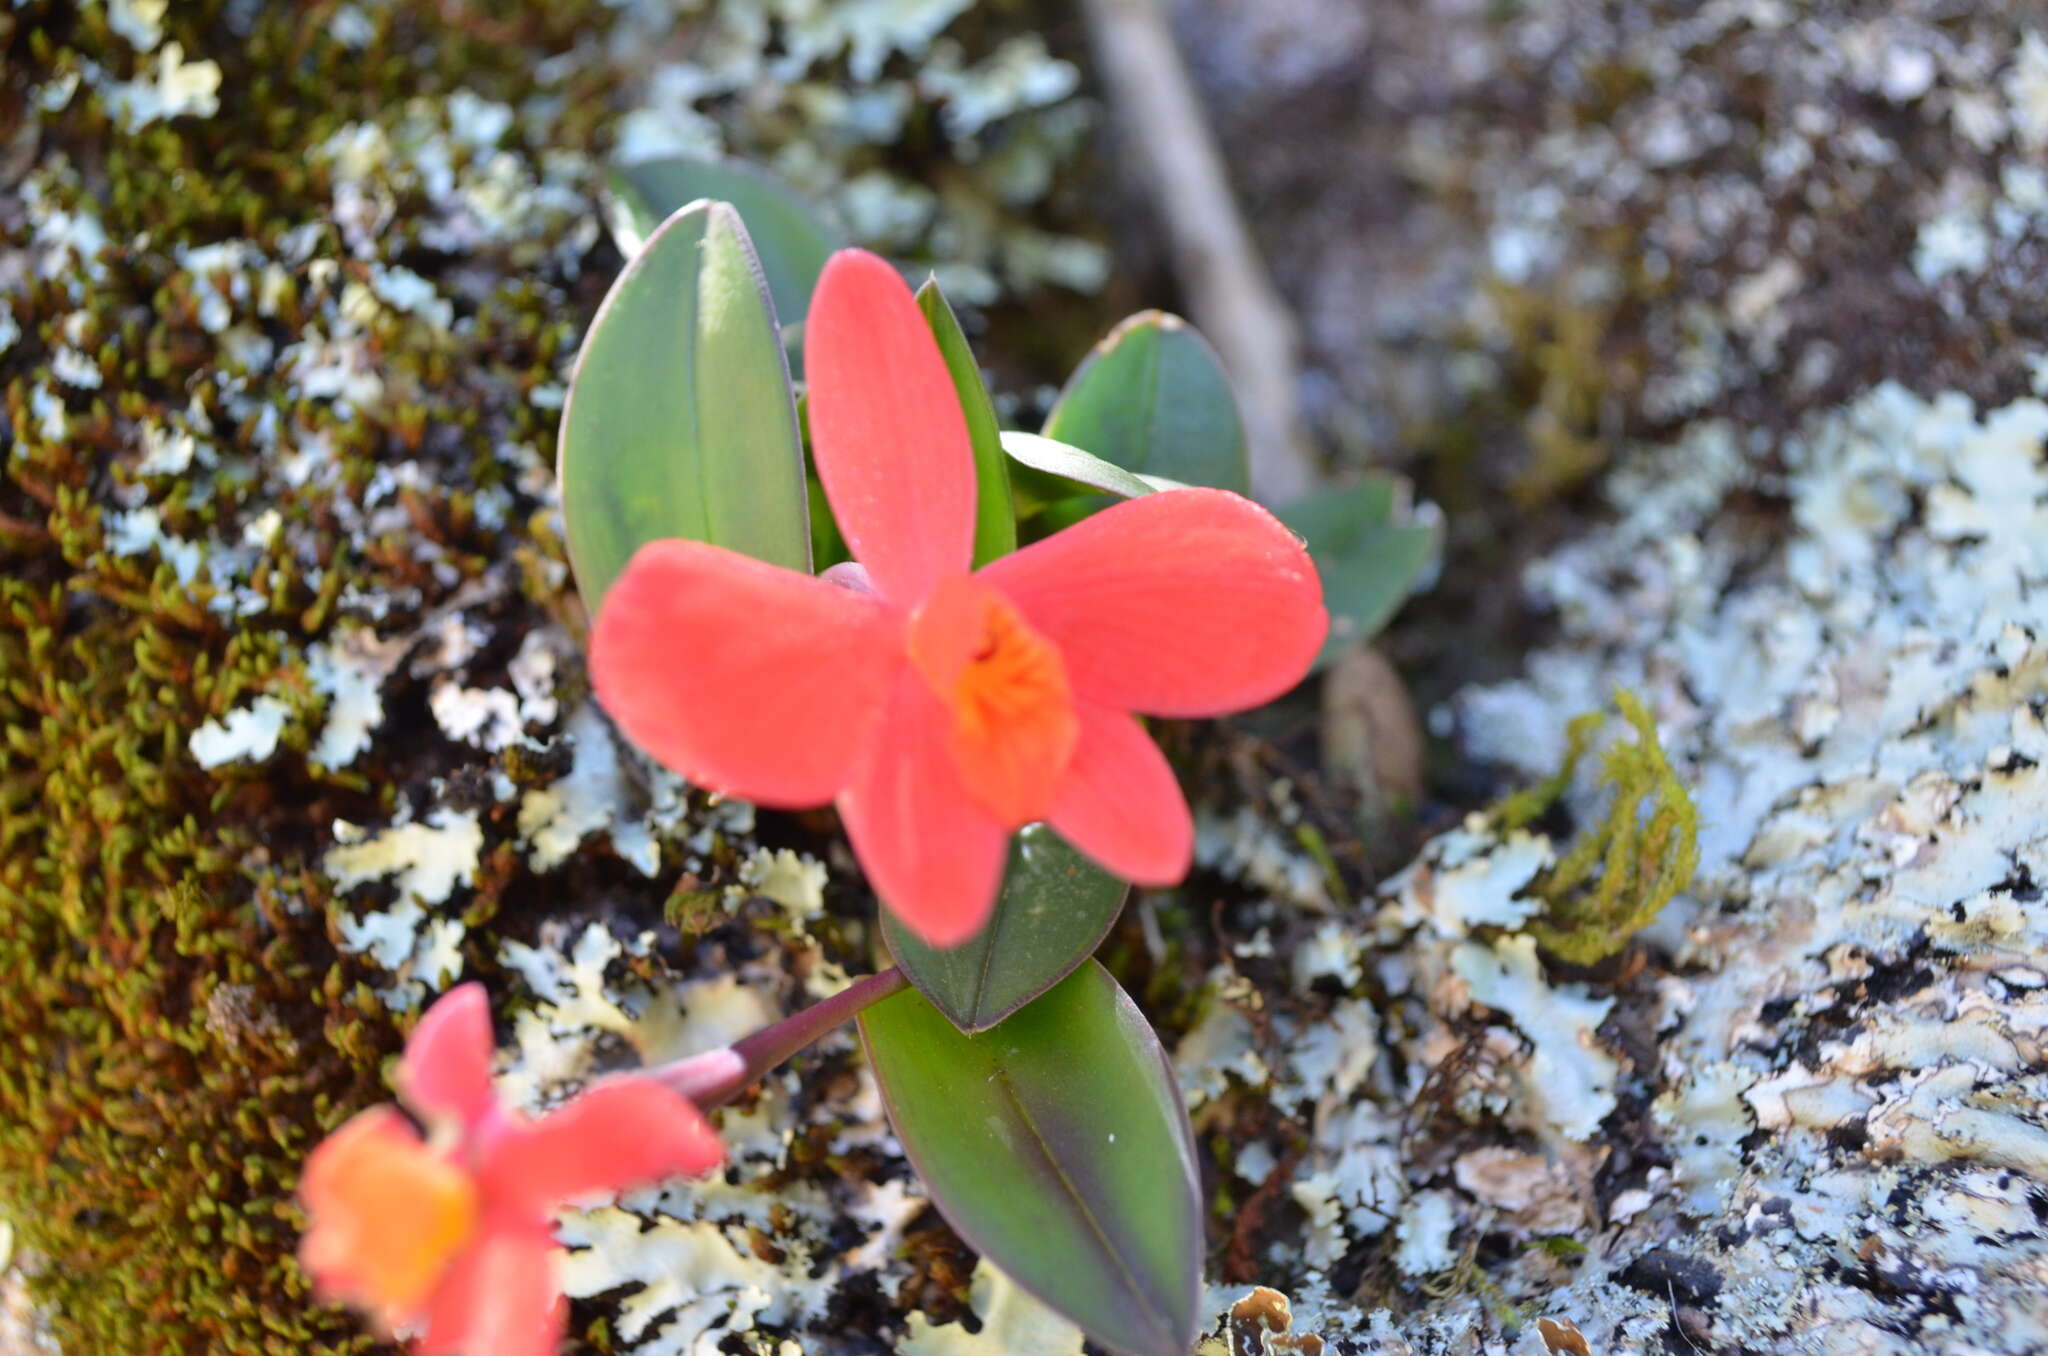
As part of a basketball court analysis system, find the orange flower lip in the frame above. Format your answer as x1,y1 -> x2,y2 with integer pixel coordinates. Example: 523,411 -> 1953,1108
298,1106 -> 480,1331
907,575 -> 1079,826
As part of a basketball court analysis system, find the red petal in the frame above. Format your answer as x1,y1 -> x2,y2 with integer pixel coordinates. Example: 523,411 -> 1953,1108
591,539 -> 900,806
980,488 -> 1327,717
837,672 -> 1011,947
1048,703 -> 1193,886
807,250 -> 976,603
399,983 -> 496,1130
417,1225 -> 563,1356
479,1077 -> 724,1215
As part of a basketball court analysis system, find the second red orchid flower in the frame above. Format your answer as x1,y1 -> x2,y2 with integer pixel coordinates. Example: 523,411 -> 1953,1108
298,984 -> 723,1355
592,249 -> 1326,946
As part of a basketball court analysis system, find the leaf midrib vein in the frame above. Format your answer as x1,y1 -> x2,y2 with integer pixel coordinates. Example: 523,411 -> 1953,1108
988,1063 -> 1166,1344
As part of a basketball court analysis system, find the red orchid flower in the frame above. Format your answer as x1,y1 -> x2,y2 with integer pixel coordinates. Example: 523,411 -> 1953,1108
298,983 -> 723,1356
591,249 -> 1327,946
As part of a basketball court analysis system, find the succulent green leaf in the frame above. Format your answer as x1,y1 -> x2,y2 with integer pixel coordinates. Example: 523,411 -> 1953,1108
1001,431 -> 1183,518
606,157 -> 840,325
805,472 -> 850,572
559,202 -> 810,612
1277,476 -> 1437,669
794,390 -> 852,572
1042,311 -> 1250,495
859,962 -> 1203,1356
882,825 -> 1127,1033
916,277 -> 1016,566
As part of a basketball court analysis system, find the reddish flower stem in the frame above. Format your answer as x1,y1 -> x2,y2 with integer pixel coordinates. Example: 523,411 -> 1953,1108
648,966 -> 910,1109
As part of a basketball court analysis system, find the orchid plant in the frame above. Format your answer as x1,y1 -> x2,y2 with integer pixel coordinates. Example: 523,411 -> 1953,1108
297,161 -> 1425,1356
591,249 -> 1326,946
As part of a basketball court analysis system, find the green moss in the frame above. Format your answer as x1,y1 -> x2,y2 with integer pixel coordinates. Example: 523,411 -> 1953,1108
1494,690 -> 1699,965
0,562 -> 393,1353
0,2 -> 1116,1347
0,3 -> 621,1349
1413,213 -> 1666,531
1483,277 -> 1646,510
1492,707 -> 1607,834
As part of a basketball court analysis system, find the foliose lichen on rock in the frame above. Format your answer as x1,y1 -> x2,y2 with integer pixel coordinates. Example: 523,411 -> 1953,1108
1,0 -> 1107,1349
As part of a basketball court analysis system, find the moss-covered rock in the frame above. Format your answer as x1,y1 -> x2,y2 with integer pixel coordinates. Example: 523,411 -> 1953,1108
0,1 -> 631,1346
0,1 -> 1111,1349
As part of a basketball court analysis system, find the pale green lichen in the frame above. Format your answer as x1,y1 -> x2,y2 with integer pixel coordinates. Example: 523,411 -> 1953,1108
610,0 -> 1107,316
3,3 -> 1114,1348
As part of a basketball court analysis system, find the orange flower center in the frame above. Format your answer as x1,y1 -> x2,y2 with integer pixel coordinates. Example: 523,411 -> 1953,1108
907,577 -> 1079,825
299,1109 -> 479,1331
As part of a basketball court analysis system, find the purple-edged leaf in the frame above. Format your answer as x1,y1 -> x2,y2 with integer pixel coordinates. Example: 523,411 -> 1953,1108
915,276 -> 1015,567
883,825 -> 1127,1033
860,961 -> 1202,1356
559,202 -> 809,612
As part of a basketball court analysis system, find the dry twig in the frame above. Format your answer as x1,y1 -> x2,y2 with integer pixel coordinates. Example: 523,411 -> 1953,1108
1079,0 -> 1320,502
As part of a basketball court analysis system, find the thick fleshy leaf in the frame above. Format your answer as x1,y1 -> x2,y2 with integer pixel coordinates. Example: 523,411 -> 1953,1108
837,671 -> 1010,947
916,277 -> 1016,566
980,488 -> 1328,718
1048,704 -> 1193,889
859,962 -> 1203,1356
1043,311 -> 1250,495
418,1225 -> 562,1356
605,156 -> 841,324
796,390 -> 854,571
808,249 -> 977,603
1277,476 -> 1439,669
807,471 -> 852,570
883,824 -> 1127,1033
559,201 -> 810,613
1000,431 -> 1179,517
398,982 -> 496,1130
591,539 -> 899,806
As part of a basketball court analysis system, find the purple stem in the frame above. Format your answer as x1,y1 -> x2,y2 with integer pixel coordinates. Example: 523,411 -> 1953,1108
648,966 -> 910,1109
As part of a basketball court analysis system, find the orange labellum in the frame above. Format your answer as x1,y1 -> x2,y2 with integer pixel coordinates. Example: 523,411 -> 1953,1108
299,1108 -> 480,1331
908,577 -> 1079,825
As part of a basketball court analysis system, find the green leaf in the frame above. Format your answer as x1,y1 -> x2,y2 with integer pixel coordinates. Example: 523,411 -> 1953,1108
794,390 -> 852,572
916,277 -> 1015,566
606,156 -> 841,324
805,473 -> 850,572
882,825 -> 1127,1033
860,962 -> 1202,1356
1276,476 -> 1438,669
559,202 -> 810,612
1001,431 -> 1183,518
1043,311 -> 1250,495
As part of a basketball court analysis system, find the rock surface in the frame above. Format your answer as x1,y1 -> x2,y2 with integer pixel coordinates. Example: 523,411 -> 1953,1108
1162,3 -> 2048,1353
0,2 -> 1104,1351
6,1 -> 2048,1354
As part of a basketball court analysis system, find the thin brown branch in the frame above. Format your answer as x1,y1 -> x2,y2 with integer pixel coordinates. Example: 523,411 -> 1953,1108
1079,0 -> 1320,503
